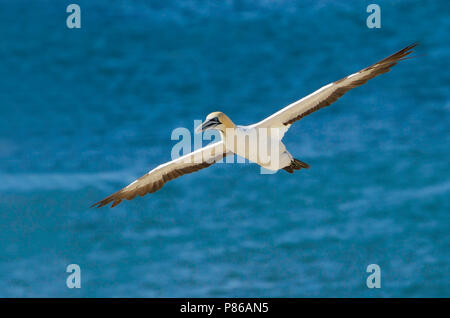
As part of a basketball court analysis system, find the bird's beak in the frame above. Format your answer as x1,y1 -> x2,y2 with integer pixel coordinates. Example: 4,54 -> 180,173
195,118 -> 220,133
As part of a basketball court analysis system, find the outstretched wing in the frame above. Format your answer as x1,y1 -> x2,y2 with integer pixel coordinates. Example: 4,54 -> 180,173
92,141 -> 230,208
255,43 -> 417,129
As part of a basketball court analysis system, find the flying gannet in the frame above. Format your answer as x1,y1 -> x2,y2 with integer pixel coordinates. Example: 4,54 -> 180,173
92,43 -> 417,208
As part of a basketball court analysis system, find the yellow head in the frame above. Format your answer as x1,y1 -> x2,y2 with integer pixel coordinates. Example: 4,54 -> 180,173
195,111 -> 235,133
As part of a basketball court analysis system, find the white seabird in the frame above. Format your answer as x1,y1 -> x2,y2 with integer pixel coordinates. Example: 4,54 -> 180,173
92,44 -> 417,208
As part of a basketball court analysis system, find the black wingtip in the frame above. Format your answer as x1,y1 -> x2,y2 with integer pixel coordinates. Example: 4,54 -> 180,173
90,199 -> 110,209
90,202 -> 101,209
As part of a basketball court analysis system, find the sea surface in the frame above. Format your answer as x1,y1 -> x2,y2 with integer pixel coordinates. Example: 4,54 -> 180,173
0,0 -> 448,297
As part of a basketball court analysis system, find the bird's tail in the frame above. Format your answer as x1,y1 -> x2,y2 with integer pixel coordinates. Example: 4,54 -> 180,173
282,158 -> 310,173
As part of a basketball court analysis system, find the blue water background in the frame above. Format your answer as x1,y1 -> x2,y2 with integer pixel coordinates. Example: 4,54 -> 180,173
0,0 -> 448,297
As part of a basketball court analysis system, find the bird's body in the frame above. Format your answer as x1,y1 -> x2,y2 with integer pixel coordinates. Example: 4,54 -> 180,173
92,44 -> 417,208
221,124 -> 292,171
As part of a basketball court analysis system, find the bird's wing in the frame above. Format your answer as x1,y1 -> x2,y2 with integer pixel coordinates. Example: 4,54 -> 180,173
92,141 -> 230,208
255,43 -> 417,129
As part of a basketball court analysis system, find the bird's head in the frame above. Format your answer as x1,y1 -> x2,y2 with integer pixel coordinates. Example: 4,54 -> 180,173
195,111 -> 235,133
